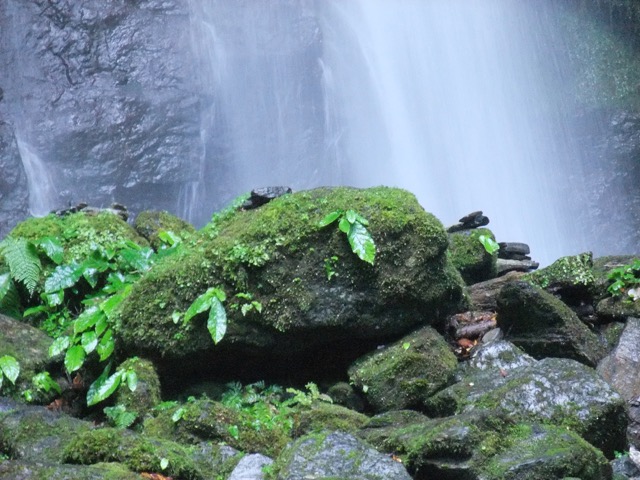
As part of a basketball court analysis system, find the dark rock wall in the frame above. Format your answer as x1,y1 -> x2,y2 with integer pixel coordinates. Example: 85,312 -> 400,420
0,0 -> 200,236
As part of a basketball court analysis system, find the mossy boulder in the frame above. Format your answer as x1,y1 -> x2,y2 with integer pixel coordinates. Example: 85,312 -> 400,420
134,210 -> 195,251
291,401 -> 369,437
8,211 -> 148,262
448,227 -> 498,284
143,397 -> 290,458
0,314 -> 57,401
596,297 -> 640,321
424,357 -> 627,456
113,357 -> 161,420
497,281 -> 605,366
359,410 -> 611,480
0,460 -> 141,479
116,187 -> 466,376
524,252 -> 595,301
348,326 -> 457,412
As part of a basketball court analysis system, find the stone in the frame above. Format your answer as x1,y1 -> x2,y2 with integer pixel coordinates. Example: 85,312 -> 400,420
496,258 -> 540,275
467,270 -> 525,311
597,296 -> 640,321
461,340 -> 536,376
598,318 -> 640,402
228,453 -> 273,480
524,252 -> 595,300
348,326 -> 458,412
134,209 -> 195,250
241,187 -> 293,209
497,281 -> 606,367
448,227 -> 498,284
275,431 -> 412,480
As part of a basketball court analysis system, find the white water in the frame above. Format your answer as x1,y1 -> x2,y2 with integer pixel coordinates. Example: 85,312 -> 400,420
16,138 -> 57,217
187,0 -> 594,265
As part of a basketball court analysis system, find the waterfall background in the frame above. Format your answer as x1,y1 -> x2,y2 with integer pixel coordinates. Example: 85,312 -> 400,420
1,0 -> 639,265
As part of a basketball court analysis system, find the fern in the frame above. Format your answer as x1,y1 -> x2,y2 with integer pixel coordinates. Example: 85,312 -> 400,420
0,272 -> 21,318
0,237 -> 42,295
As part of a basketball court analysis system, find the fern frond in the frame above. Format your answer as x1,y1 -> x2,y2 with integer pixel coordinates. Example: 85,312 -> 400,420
0,237 -> 42,295
0,272 -> 21,318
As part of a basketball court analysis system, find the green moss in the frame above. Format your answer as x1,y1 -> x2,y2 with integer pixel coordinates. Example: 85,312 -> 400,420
134,210 -> 195,250
448,228 -> 498,284
292,402 -> 369,437
524,252 -> 595,293
9,212 -> 148,262
114,357 -> 161,419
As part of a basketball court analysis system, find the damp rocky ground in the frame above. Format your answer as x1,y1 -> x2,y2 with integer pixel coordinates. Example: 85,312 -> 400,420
0,186 -> 640,479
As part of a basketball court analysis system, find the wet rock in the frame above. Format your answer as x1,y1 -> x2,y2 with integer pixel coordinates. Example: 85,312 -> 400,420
292,401 -> 369,437
461,339 -> 536,377
497,281 -> 606,367
598,318 -> 640,402
597,296 -> 640,322
525,252 -> 595,300
275,430 -> 412,480
448,310 -> 497,341
447,210 -> 490,232
496,258 -> 540,275
0,460 -> 141,480
326,381 -> 366,412
467,270 -> 525,311
425,357 -> 627,456
498,241 -> 530,257
0,124 -> 28,239
348,326 -> 457,412
448,227 -> 498,284
241,187 -> 293,209
612,454 -> 640,479
228,453 -> 273,480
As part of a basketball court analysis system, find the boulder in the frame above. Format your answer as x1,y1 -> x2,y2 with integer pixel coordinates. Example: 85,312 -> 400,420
360,410 -> 610,480
496,258 -> 539,275
597,297 -> 640,321
116,187 -> 467,379
228,453 -> 273,480
497,281 -> 605,366
273,430 -> 412,480
113,357 -> 161,420
0,460 -> 141,480
459,339 -> 536,377
133,210 -> 195,251
348,326 -> 458,412
424,357 -> 627,456
598,318 -> 640,402
467,270 -> 525,311
448,227 -> 498,284
524,252 -> 595,304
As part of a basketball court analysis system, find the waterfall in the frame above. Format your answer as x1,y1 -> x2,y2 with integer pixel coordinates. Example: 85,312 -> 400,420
188,0 -> 597,265
16,138 -> 57,217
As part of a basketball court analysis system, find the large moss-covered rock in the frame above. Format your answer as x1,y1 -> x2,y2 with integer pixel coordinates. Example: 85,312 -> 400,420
348,326 -> 457,412
524,252 -> 595,300
360,410 -> 611,480
8,211 -> 148,262
116,187 -> 466,375
113,357 -> 161,420
497,281 -> 605,366
0,460 -> 141,480
448,227 -> 498,284
424,357 -> 627,456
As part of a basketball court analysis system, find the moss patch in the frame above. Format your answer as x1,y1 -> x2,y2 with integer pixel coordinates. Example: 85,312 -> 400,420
448,228 -> 498,284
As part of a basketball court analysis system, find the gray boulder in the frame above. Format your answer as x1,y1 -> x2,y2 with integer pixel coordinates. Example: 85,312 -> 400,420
274,431 -> 412,480
497,281 -> 605,366
598,318 -> 640,402
425,357 -> 627,456
228,453 -> 273,480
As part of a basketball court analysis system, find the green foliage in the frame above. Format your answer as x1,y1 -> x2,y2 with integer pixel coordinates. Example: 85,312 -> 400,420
0,237 -> 42,295
0,355 -> 20,391
180,287 -> 228,344
285,382 -> 333,407
230,292 -> 263,317
607,258 -> 640,299
478,235 -> 500,255
22,371 -> 61,402
87,362 -> 138,406
104,404 -> 138,429
319,209 -> 376,265
323,256 -> 339,281
0,272 -> 21,318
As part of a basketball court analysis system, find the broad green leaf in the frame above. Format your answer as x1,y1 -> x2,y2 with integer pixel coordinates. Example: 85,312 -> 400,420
160,458 -> 169,470
252,301 -> 263,313
104,405 -> 137,429
171,407 -> 186,422
338,216 -> 350,234
354,213 -> 369,226
207,297 -> 227,344
87,368 -> 122,406
74,306 -> 103,334
347,222 -> 376,265
44,263 -> 82,293
125,370 -> 138,392
171,311 -> 182,324
241,304 -> 251,316
478,235 -> 500,255
119,246 -> 154,272
184,288 -> 215,323
97,329 -> 115,361
213,288 -> 226,302
94,315 -> 108,337
45,290 -> 64,307
49,336 -> 71,357
100,286 -> 131,319
0,355 -> 20,384
23,305 -> 49,317
81,331 -> 98,354
64,345 -> 86,373
37,237 -> 64,265
158,230 -> 181,247
345,209 -> 357,224
318,210 -> 343,227
32,371 -> 61,394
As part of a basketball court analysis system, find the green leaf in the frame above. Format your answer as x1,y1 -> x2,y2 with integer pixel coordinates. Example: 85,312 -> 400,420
0,355 -> 20,384
160,457 -> 169,470
228,424 -> 240,440
97,329 -> 115,361
37,237 -> 64,265
338,216 -> 351,234
0,273 -> 21,318
94,315 -> 108,337
74,306 -> 103,335
347,222 -> 376,265
0,237 -> 42,295
104,405 -> 137,429
81,331 -> 98,354
184,288 -> 215,323
87,367 -> 122,406
44,263 -> 82,294
251,301 -> 262,313
207,297 -> 227,344
45,290 -> 64,307
478,235 -> 500,255
125,370 -> 138,392
171,406 -> 186,422
32,371 -> 61,394
318,210 -> 343,227
345,209 -> 357,224
49,336 -> 71,357
64,345 -> 86,373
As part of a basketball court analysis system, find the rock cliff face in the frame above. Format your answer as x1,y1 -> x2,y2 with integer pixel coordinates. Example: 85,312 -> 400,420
0,0 -> 200,233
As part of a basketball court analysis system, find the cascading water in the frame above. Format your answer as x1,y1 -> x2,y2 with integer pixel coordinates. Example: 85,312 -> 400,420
15,138 -> 57,217
188,0 -> 594,265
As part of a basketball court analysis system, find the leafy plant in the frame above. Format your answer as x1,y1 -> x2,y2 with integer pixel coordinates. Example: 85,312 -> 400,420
285,382 -> 333,407
87,362 -> 138,406
324,256 -> 339,281
0,237 -> 43,296
478,235 -> 500,255
319,210 -> 376,265
104,404 -> 138,428
608,258 -> 640,299
22,371 -> 61,402
178,287 -> 228,344
230,292 -> 263,317
0,355 -> 20,391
